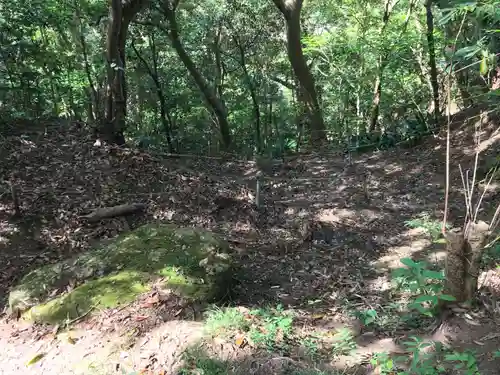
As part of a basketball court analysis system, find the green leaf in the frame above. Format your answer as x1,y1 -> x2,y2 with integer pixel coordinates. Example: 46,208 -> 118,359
401,258 -> 417,268
480,57 -> 488,75
26,353 -> 46,366
392,268 -> 409,277
454,45 -> 480,59
438,294 -> 457,301
415,295 -> 438,303
422,270 -> 445,280
445,353 -> 463,361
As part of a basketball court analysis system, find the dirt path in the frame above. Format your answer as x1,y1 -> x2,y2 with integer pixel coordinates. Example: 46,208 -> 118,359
0,319 -> 205,374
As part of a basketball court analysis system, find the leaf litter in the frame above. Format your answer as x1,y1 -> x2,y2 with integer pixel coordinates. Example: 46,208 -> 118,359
0,115 -> 499,374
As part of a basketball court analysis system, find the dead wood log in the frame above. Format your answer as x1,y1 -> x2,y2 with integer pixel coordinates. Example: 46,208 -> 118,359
444,228 -> 466,302
444,221 -> 490,304
82,203 -> 146,222
464,221 -> 490,301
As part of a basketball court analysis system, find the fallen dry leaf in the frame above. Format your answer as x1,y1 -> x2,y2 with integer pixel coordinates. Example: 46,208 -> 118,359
235,334 -> 248,349
26,352 -> 46,366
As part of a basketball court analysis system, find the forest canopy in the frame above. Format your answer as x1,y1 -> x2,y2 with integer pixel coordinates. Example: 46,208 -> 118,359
0,0 -> 499,156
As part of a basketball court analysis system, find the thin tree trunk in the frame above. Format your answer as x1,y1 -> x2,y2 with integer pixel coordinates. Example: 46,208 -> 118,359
71,0 -> 100,123
161,0 -> 231,149
272,0 -> 326,146
213,24 -> 226,112
424,0 -> 440,127
368,0 -> 414,133
104,0 -> 148,145
234,35 -> 261,154
367,57 -> 384,133
366,0 -> 397,133
131,37 -> 174,152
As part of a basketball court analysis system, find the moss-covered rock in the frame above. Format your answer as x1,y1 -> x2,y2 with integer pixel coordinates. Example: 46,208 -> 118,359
9,223 -> 234,324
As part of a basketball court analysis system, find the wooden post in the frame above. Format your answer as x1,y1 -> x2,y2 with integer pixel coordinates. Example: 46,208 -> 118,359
444,221 -> 490,304
444,228 -> 466,302
255,171 -> 262,209
464,221 -> 490,302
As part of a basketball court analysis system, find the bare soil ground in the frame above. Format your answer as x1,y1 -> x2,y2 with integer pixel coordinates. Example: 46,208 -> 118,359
0,108 -> 499,374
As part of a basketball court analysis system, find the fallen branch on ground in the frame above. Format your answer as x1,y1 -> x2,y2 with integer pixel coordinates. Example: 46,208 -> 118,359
81,203 -> 147,222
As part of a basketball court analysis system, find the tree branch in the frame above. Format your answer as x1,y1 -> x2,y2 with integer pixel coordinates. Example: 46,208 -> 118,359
272,0 -> 288,15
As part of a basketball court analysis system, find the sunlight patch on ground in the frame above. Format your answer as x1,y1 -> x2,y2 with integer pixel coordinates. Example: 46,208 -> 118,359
409,165 -> 424,175
0,220 -> 18,235
379,162 -> 403,175
19,138 -> 37,151
153,208 -> 176,220
372,228 -> 430,270
316,208 -> 357,224
367,275 -> 392,293
476,130 -> 500,153
227,221 -> 253,233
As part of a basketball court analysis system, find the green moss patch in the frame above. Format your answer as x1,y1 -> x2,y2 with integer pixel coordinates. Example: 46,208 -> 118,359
27,271 -> 149,324
9,223 -> 234,324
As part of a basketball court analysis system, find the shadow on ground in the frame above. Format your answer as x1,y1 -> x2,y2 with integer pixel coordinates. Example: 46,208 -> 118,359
0,108 -> 498,374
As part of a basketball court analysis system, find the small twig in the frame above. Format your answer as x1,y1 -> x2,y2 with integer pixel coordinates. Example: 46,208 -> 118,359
490,204 -> 500,232
468,122 -> 483,232
473,168 -> 496,225
458,165 -> 471,228
66,303 -> 99,327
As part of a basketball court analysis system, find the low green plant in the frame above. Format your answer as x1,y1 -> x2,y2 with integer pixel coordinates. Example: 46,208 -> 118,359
383,257 -> 489,375
353,308 -> 378,327
331,328 -> 357,356
404,213 -> 447,241
248,304 -> 294,353
396,336 -> 445,375
204,306 -> 249,336
178,346 -> 230,375
481,237 -> 500,267
370,352 -> 396,374
300,335 -> 320,360
393,258 -> 456,317
445,350 -> 480,375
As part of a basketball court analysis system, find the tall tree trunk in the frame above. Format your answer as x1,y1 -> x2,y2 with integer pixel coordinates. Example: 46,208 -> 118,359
213,24 -> 226,112
272,0 -> 326,146
104,0 -> 148,145
234,35 -> 262,154
161,0 -> 231,149
71,0 -> 99,123
424,0 -> 440,128
131,37 -> 174,152
367,57 -> 384,133
366,0 -> 399,133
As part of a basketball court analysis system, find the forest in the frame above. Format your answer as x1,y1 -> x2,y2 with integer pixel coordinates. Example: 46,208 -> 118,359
3,0 -> 499,154
0,0 -> 500,374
